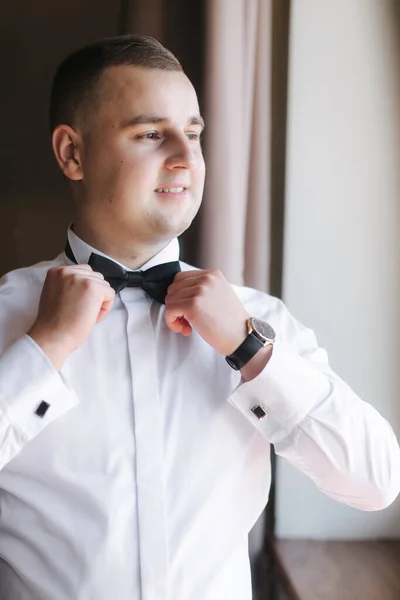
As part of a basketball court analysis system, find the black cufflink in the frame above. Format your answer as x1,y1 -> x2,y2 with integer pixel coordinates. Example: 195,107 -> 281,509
35,401 -> 50,418
251,404 -> 267,420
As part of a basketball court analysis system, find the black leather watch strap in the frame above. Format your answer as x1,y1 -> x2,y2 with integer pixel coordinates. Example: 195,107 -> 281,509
225,332 -> 265,371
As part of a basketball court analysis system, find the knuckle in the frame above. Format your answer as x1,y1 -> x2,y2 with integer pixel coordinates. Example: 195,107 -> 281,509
81,278 -> 94,291
48,266 -> 64,278
210,269 -> 222,278
202,272 -> 214,285
69,272 -> 80,283
58,266 -> 73,278
196,284 -> 207,296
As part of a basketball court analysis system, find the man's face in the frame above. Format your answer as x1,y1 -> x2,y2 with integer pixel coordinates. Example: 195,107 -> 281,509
76,65 -> 206,247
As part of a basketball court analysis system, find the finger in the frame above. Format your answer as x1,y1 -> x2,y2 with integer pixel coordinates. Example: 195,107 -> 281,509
63,272 -> 111,288
97,288 -> 116,323
165,300 -> 194,326
165,313 -> 192,336
165,283 -> 204,304
176,318 -> 192,336
172,270 -> 206,283
171,269 -> 221,290
81,273 -> 107,282
73,267 -> 104,279
61,265 -> 107,281
167,273 -> 209,297
63,270 -> 107,283
62,273 -> 109,286
84,268 -> 106,279
62,264 -> 94,272
165,302 -> 186,323
103,285 -> 116,303
58,265 -> 104,280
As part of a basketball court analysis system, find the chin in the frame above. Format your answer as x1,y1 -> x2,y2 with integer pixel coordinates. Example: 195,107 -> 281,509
152,210 -> 197,239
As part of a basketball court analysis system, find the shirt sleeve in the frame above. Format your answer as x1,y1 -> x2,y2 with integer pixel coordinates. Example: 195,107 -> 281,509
0,334 -> 79,470
228,297 -> 400,512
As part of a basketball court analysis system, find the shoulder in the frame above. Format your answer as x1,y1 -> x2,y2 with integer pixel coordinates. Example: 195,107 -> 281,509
0,253 -> 65,348
0,253 -> 65,297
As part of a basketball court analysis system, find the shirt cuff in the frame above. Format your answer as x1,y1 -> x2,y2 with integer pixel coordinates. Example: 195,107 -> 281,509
0,335 -> 79,443
228,339 -> 331,443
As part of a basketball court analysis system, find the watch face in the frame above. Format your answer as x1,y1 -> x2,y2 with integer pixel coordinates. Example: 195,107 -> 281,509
252,318 -> 276,342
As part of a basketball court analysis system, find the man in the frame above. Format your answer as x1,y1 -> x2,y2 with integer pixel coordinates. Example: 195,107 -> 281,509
0,34 -> 398,600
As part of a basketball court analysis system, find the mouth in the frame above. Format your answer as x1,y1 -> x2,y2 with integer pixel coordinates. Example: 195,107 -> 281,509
154,186 -> 189,196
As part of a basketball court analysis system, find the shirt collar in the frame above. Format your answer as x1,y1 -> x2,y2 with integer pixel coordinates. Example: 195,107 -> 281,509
65,225 -> 180,272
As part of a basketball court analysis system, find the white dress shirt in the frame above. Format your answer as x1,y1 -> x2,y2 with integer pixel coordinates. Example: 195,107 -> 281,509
0,228 -> 399,600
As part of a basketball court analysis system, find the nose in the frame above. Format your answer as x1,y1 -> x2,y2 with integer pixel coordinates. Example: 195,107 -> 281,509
164,134 -> 197,170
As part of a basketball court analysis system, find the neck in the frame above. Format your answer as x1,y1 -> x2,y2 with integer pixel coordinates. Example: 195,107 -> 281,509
72,222 -> 170,270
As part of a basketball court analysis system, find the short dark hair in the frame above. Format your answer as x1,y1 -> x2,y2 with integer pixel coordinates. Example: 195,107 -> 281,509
49,34 -> 183,132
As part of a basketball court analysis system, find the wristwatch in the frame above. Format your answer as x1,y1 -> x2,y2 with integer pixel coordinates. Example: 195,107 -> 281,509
225,318 -> 276,371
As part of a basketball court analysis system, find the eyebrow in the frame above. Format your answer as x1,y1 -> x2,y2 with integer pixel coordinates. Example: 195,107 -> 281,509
120,114 -> 205,131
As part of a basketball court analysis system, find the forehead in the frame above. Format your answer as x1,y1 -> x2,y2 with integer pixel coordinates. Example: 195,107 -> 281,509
97,65 -> 200,123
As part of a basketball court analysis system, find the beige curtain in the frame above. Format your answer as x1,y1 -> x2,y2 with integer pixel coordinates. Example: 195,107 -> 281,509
200,0 -> 272,292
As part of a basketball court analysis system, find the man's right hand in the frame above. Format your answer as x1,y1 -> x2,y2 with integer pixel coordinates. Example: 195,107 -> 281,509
28,265 -> 115,371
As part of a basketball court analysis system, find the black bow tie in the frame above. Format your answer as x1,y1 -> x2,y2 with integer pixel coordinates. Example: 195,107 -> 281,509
65,239 -> 181,304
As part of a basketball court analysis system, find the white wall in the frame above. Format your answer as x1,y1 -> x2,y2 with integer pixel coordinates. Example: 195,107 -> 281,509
278,0 -> 400,539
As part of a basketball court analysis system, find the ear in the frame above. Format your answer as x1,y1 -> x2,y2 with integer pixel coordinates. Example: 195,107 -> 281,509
52,124 -> 83,181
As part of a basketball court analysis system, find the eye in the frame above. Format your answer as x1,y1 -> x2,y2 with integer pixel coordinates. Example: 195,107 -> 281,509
186,132 -> 202,141
136,132 -> 161,141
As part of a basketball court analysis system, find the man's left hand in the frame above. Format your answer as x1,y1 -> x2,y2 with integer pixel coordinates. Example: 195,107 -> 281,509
165,269 -> 249,356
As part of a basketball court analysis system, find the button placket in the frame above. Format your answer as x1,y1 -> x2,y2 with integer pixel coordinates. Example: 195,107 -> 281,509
121,290 -> 170,600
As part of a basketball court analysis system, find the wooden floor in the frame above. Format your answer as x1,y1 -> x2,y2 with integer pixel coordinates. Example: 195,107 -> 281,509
270,539 -> 400,600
